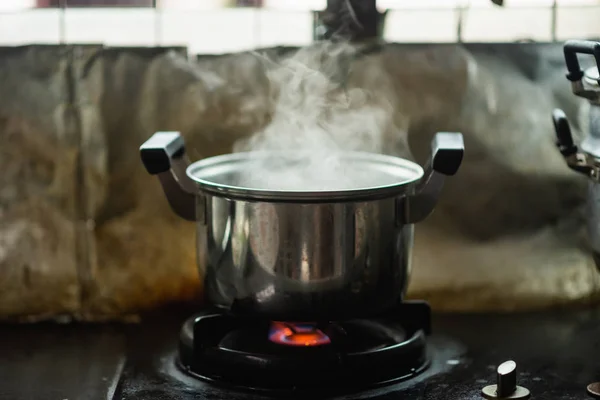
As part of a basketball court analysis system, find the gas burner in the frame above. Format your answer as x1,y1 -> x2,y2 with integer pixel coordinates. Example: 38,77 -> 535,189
177,301 -> 431,393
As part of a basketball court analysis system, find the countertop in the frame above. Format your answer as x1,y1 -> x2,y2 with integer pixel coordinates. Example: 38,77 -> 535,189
2,305 -> 600,400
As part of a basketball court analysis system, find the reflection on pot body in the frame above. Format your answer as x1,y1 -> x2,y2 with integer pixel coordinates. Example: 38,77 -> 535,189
215,201 -> 377,283
248,203 -> 280,275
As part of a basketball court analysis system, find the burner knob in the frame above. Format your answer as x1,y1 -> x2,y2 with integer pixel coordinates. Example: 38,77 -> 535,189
497,360 -> 517,397
588,382 -> 600,398
481,360 -> 530,399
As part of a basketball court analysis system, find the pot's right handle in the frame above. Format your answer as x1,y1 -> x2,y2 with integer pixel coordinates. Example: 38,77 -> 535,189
399,132 -> 464,225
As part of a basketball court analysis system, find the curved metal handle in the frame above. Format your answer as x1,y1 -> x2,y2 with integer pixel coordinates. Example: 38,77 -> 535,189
140,132 -> 202,222
552,108 -> 578,156
552,109 -> 599,180
398,132 -> 464,225
564,40 -> 600,83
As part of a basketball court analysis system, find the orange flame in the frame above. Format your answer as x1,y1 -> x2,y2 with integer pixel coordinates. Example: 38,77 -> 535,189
269,322 -> 331,347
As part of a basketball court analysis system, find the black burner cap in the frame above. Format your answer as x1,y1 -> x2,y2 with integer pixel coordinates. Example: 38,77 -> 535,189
177,301 -> 431,393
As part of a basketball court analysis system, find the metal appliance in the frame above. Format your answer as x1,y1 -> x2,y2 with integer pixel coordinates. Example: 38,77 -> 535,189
553,40 -> 600,270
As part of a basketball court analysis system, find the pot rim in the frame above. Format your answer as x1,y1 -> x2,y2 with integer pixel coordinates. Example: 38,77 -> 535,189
186,150 -> 424,202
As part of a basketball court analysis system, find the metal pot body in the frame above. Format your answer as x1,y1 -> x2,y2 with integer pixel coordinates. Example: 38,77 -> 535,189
197,194 -> 414,321
140,131 -> 464,320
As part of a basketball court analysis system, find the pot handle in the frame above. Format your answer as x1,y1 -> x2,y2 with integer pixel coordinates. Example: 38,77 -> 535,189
552,108 -> 597,179
563,40 -> 600,101
553,108 -> 578,156
140,131 -> 202,222
564,40 -> 600,84
398,132 -> 464,224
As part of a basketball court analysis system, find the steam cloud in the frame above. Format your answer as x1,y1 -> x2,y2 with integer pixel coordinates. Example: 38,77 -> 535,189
234,42 -> 401,191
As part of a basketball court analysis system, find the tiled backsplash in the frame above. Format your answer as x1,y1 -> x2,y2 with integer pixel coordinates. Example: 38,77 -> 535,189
0,4 -> 599,52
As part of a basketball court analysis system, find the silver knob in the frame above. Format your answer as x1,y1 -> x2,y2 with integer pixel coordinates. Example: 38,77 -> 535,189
588,382 -> 600,398
497,360 -> 517,397
481,360 -> 530,399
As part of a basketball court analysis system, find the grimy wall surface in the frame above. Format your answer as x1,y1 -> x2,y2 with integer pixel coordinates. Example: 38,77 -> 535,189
0,42 -> 595,321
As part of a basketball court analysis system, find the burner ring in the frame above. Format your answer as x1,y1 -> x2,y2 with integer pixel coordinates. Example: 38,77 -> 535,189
177,303 -> 431,393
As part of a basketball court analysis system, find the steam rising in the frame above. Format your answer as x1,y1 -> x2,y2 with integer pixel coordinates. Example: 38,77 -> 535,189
233,43 -> 404,191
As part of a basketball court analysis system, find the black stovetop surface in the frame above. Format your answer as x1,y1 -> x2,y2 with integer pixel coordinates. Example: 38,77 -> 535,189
1,305 -> 600,400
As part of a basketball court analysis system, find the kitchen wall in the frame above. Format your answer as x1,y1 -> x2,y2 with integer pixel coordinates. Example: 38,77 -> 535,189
2,1 -> 600,51
1,2 -> 600,321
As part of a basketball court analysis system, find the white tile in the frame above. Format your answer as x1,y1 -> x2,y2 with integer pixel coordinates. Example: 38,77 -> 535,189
0,0 -> 36,12
0,9 -> 61,45
461,7 -> 552,41
156,0 -> 233,9
555,6 -> 600,39
556,0 -> 600,5
255,10 -> 312,47
379,0 -> 555,9
463,0 -> 498,7
378,0 -> 460,9
384,9 -> 459,42
159,9 -> 256,54
262,0 -> 325,10
64,8 -> 157,46
502,0 -> 555,6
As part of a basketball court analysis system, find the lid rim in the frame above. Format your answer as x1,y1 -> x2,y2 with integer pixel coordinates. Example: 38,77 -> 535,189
185,151 -> 424,202
193,182 -> 418,203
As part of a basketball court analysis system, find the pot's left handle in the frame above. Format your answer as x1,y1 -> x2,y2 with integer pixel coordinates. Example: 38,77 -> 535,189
140,131 -> 203,222
398,132 -> 464,224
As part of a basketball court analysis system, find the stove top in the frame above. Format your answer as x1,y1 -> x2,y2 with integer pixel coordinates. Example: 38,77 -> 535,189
2,305 -> 600,400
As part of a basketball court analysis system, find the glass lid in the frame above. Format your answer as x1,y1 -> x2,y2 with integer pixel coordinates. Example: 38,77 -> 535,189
186,151 -> 424,201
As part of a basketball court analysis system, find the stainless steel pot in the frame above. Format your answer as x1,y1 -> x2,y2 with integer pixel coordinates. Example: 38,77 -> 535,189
140,131 -> 464,320
553,40 -> 600,269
